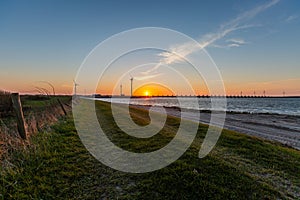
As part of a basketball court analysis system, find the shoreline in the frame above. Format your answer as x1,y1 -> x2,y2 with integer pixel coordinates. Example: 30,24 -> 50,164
93,97 -> 300,117
131,104 -> 300,150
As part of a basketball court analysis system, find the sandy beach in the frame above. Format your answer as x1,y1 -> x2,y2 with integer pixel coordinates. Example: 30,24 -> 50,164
133,105 -> 300,150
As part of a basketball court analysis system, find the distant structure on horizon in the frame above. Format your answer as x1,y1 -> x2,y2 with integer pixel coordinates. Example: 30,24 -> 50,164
73,80 -> 79,96
130,76 -> 133,97
120,84 -> 124,96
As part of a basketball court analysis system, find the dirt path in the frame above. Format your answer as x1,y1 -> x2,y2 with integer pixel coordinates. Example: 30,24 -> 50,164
133,105 -> 300,150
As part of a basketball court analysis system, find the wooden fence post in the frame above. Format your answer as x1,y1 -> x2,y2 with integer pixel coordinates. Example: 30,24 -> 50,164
57,98 -> 67,116
11,93 -> 27,139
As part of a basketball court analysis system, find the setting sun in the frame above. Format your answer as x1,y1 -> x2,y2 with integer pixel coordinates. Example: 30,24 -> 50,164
133,83 -> 175,96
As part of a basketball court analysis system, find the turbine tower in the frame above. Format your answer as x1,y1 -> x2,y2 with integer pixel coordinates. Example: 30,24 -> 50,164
130,76 -> 133,97
120,84 -> 123,96
73,80 -> 79,96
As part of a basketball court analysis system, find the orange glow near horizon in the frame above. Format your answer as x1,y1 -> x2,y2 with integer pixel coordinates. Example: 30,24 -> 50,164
133,83 -> 175,96
2,77 -> 300,96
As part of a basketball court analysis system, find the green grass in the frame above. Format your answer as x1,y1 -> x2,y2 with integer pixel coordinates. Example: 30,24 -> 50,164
21,95 -> 71,108
1,100 -> 299,199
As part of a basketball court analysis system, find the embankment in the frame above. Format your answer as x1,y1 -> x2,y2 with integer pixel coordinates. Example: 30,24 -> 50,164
0,96 -> 71,162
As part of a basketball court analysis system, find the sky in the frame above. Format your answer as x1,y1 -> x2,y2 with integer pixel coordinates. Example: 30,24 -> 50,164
0,0 -> 300,96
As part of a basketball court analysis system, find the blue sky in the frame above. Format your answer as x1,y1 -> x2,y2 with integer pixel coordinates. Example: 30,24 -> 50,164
0,0 -> 299,95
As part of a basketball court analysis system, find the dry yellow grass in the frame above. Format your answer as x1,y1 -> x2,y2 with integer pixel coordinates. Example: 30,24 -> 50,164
0,95 -> 71,164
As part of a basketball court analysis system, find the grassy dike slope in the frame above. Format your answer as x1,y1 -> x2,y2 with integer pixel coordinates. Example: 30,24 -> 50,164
1,100 -> 299,199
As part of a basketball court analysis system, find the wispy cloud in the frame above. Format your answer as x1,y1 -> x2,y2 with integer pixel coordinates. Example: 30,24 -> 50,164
227,38 -> 247,46
212,38 -> 248,48
165,0 -> 279,63
134,73 -> 162,80
286,15 -> 298,23
139,0 -> 280,78
140,63 -> 162,75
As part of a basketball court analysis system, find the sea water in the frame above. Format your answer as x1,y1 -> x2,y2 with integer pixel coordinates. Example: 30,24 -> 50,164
98,97 -> 300,116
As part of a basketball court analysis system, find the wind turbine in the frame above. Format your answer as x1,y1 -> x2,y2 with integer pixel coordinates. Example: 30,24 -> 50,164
120,84 -> 123,96
130,75 -> 133,97
73,80 -> 79,96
